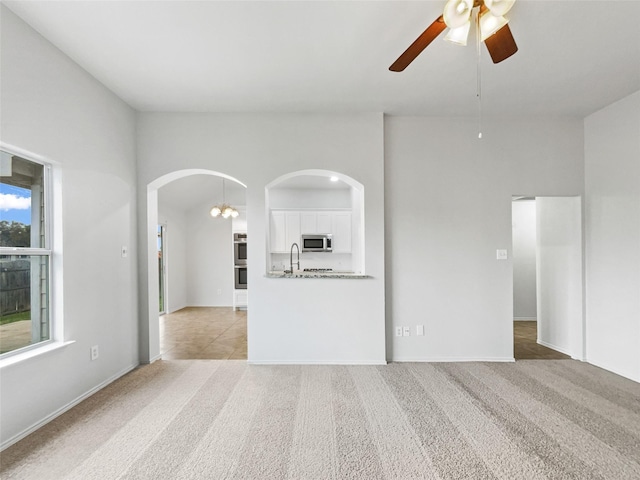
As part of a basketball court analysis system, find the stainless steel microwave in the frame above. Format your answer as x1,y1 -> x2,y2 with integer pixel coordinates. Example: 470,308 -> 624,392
301,234 -> 332,253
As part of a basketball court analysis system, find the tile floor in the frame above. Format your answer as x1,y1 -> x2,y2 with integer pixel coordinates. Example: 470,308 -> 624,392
513,320 -> 570,360
160,307 -> 247,360
1,312 -> 563,361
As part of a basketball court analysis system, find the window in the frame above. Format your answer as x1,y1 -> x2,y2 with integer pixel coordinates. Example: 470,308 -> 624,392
0,150 -> 51,356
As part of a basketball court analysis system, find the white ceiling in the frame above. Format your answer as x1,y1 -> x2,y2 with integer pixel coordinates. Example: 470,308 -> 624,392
5,0 -> 640,118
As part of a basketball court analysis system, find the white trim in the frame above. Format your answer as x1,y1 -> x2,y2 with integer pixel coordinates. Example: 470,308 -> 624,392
584,358 -> 640,384
144,353 -> 163,364
537,339 -> 574,358
391,356 -> 516,363
248,359 -> 387,365
0,340 -> 75,369
514,317 -> 537,321
0,143 -> 64,357
0,362 -> 138,451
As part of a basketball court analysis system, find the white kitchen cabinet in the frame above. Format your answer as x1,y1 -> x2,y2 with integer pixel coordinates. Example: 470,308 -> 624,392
300,212 -> 317,235
270,211 -> 286,253
332,212 -> 352,253
270,211 -> 301,253
316,212 -> 332,234
300,211 -> 333,234
271,210 -> 350,253
285,211 -> 301,250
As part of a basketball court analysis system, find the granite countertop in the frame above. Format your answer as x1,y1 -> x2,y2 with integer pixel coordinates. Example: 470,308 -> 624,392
266,271 -> 370,279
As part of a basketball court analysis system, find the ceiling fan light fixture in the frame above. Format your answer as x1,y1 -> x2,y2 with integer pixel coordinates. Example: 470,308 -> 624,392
443,0 -> 473,29
479,11 -> 508,42
484,0 -> 516,17
444,21 -> 471,46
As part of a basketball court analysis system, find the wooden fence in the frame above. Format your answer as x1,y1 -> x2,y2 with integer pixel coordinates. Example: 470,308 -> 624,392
0,259 -> 31,316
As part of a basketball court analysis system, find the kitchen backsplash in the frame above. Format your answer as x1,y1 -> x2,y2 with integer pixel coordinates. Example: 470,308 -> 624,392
270,252 -> 353,272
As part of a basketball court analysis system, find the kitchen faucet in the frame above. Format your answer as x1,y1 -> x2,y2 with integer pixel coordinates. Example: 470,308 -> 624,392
287,242 -> 300,274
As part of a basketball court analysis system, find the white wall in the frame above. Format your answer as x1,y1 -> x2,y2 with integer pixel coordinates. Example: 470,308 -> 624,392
137,113 -> 386,364
536,197 -> 583,358
269,188 -> 351,209
385,117 -> 584,361
512,200 -> 537,320
186,200 -> 234,307
0,6 -> 138,447
157,201 -> 188,313
585,90 -> 640,382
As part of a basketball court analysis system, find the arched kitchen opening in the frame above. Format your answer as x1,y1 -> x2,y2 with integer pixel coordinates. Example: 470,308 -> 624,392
264,169 -> 365,277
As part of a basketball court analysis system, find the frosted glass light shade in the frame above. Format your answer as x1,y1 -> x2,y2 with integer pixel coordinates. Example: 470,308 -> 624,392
484,0 -> 516,17
444,21 -> 471,46
480,12 -> 508,41
210,206 -> 222,217
443,0 -> 473,28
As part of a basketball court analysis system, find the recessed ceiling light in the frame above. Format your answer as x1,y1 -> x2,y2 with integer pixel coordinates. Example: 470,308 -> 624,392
330,176 -> 339,182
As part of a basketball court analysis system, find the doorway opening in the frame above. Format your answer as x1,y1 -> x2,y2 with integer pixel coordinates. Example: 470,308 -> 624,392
511,196 -> 584,360
144,169 -> 247,362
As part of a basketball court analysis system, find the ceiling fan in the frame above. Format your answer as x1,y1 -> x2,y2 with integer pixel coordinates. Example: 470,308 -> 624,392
389,0 -> 518,72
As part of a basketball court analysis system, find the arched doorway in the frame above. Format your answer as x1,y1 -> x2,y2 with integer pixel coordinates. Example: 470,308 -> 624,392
143,169 -> 247,362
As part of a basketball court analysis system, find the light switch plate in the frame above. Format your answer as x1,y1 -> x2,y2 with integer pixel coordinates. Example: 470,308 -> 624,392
496,249 -> 508,260
416,325 -> 424,336
403,326 -> 410,337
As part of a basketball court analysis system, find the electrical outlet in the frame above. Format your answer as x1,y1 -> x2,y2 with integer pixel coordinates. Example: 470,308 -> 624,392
90,345 -> 99,361
496,249 -> 508,260
417,325 -> 425,336
217,288 -> 222,295
403,326 -> 410,337
395,327 -> 403,337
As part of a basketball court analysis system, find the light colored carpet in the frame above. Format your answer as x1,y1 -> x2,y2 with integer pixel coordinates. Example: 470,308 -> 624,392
1,360 -> 640,479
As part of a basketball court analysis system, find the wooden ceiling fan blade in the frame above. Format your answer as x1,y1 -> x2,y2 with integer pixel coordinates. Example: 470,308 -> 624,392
484,23 -> 518,64
389,16 -> 446,72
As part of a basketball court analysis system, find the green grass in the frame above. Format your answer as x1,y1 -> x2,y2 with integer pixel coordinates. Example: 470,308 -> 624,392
0,311 -> 31,325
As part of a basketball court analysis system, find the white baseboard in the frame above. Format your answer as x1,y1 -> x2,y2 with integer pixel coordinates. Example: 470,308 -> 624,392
514,317 -> 537,321
391,356 -> 515,363
248,359 -> 387,365
583,357 -> 640,383
146,353 -> 163,364
537,339 -> 573,357
0,362 -> 138,451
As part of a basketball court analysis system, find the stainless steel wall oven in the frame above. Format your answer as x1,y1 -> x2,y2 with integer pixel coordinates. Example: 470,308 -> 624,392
234,233 -> 247,265
234,233 -> 247,289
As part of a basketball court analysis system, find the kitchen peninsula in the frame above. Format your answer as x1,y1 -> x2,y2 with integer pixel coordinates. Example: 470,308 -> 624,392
266,270 -> 370,279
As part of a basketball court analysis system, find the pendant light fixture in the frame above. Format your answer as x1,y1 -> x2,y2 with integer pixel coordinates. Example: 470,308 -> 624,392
210,177 -> 239,219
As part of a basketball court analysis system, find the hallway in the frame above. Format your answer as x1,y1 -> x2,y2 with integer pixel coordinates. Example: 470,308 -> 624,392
160,307 -> 247,360
514,321 -> 571,360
